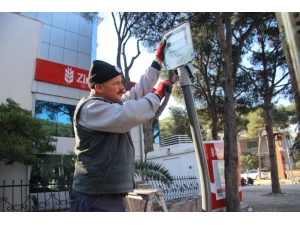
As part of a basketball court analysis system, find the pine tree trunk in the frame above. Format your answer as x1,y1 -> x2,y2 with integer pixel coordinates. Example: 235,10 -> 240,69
210,104 -> 219,140
214,12 -> 241,212
264,101 -> 282,194
143,119 -> 154,161
223,84 -> 241,211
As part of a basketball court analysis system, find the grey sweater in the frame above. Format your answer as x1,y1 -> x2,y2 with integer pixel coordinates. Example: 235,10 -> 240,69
72,64 -> 161,195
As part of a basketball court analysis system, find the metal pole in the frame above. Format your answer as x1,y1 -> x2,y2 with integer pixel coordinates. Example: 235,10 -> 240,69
177,64 -> 212,212
275,12 -> 300,93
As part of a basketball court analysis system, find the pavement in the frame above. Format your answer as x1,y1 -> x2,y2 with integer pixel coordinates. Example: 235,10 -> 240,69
239,178 -> 300,212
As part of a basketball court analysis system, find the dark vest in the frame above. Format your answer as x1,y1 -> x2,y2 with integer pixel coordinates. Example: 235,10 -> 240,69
72,96 -> 135,195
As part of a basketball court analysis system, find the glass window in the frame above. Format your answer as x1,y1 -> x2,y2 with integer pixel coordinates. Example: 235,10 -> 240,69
247,140 -> 258,149
34,100 -> 76,137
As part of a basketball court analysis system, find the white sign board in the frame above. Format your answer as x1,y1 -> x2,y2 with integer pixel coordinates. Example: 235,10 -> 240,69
162,22 -> 195,70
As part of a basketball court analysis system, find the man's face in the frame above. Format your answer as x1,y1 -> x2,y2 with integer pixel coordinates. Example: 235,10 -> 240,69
95,75 -> 125,102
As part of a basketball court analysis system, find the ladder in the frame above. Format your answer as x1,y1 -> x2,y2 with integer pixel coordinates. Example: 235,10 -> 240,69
126,189 -> 168,212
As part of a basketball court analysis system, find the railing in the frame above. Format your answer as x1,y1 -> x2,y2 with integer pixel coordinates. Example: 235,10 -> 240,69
161,135 -> 192,147
147,176 -> 200,201
1,176 -> 200,212
0,180 -> 71,212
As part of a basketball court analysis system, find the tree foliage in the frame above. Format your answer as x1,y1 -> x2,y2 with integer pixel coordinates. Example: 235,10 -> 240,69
272,103 -> 296,129
130,12 -> 186,53
169,106 -> 192,138
189,13 -> 226,140
0,98 -> 56,165
247,107 -> 266,137
293,151 -> 300,169
159,116 -> 176,139
80,12 -> 98,23
246,104 -> 296,137
236,114 -> 250,139
167,13 -> 257,141
240,152 -> 259,172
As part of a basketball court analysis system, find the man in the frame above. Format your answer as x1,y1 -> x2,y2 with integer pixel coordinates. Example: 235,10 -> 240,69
70,42 -> 173,212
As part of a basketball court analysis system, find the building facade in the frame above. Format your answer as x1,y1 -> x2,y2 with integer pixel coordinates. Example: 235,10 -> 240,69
0,12 -> 154,184
238,131 -> 295,178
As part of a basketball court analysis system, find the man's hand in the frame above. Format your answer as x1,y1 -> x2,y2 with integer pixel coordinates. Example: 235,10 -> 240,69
155,41 -> 166,63
154,80 -> 172,100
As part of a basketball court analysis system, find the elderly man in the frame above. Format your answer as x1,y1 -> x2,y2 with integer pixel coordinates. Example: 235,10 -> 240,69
70,42 -> 172,212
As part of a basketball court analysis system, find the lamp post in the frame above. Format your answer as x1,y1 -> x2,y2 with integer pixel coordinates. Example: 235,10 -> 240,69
176,63 -> 212,212
162,21 -> 212,212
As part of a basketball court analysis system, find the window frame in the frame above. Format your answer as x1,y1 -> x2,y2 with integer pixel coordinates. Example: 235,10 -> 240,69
247,140 -> 258,149
34,99 -> 76,138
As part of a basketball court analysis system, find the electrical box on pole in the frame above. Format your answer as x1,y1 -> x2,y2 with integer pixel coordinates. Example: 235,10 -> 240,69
161,21 -> 212,212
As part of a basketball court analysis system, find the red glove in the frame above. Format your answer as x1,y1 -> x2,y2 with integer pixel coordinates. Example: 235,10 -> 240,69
154,80 -> 172,100
155,41 -> 166,62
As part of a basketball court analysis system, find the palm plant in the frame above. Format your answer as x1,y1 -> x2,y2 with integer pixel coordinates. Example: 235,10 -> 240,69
134,159 -> 173,186
30,151 -> 76,190
32,153 -> 174,188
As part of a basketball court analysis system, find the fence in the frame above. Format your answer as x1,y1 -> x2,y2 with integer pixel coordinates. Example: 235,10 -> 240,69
1,176 -> 200,212
0,180 -> 71,212
147,176 -> 200,201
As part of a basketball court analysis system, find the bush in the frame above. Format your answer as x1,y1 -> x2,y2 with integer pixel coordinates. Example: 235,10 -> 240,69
0,98 -> 56,165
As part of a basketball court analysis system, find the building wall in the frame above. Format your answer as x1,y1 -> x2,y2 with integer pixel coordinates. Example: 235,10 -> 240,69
238,136 -> 270,169
0,13 -> 148,182
0,13 -> 42,110
0,12 -> 94,178
0,162 -> 31,212
19,12 -> 97,68
238,131 -> 295,173
147,143 -> 199,177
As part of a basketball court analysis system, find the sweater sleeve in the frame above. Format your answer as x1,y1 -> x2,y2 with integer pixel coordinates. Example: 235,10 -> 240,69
77,93 -> 161,133
121,62 -> 160,102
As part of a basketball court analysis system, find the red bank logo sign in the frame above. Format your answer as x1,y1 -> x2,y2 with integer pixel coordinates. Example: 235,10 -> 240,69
34,58 -> 90,90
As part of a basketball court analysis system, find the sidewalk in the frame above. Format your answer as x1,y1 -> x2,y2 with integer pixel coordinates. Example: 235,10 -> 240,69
253,177 -> 300,185
253,178 -> 288,185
